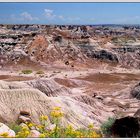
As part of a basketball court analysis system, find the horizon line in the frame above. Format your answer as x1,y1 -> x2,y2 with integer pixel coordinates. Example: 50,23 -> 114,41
1,23 -> 140,26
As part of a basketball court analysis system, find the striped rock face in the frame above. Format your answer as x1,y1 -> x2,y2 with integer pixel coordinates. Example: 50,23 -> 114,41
0,24 -> 140,130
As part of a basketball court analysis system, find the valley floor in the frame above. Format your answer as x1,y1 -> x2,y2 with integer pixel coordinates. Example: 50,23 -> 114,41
0,63 -> 140,126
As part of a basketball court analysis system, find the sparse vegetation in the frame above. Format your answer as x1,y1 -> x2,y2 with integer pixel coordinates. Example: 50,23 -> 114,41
21,69 -> 33,74
9,123 -> 21,134
8,107 -> 102,138
100,117 -> 116,137
36,70 -> 44,75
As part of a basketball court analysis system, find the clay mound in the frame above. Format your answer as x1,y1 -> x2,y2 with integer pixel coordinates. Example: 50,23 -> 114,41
0,80 -> 96,128
26,79 -> 72,96
27,35 -> 48,55
0,80 -> 30,89
0,78 -> 139,129
26,35 -> 50,62
72,94 -> 114,123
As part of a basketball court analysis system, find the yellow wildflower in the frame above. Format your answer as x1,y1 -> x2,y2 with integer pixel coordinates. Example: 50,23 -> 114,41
22,126 -> 29,131
0,132 -> 9,138
50,110 -> 63,118
38,125 -> 45,130
27,123 -> 34,128
90,131 -> 100,138
53,107 -> 61,111
40,115 -> 48,121
39,133 -> 46,138
75,131 -> 82,137
15,134 -> 19,138
88,124 -> 94,129
24,130 -> 30,136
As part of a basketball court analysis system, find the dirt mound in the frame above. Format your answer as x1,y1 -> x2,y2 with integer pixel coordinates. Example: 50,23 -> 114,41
0,80 -> 96,128
26,79 -> 72,96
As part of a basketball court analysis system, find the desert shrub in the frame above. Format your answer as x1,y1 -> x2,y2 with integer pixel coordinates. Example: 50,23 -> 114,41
9,123 -> 21,134
36,70 -> 44,75
101,117 -> 116,136
21,69 -> 33,74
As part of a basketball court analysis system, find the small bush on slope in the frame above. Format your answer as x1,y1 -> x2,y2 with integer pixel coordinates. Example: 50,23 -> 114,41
100,117 -> 116,137
36,70 -> 44,75
9,123 -> 21,134
21,69 -> 33,74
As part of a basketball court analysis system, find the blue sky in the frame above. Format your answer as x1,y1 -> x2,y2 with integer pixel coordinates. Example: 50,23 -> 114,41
0,3 -> 140,24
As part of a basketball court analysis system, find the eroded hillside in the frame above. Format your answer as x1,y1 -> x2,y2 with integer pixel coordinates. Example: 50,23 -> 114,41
0,24 -> 140,130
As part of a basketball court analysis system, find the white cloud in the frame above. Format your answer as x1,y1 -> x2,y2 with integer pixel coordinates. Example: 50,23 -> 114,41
44,9 -> 53,13
44,9 -> 56,19
20,12 -> 38,21
44,8 -> 80,23
10,12 -> 39,22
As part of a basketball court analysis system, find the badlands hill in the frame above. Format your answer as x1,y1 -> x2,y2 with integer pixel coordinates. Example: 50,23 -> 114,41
0,24 -> 140,130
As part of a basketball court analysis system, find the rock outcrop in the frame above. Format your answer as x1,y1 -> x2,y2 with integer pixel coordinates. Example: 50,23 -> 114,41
134,109 -> 140,118
0,80 -> 98,128
89,50 -> 119,63
131,82 -> 140,100
1,24 -> 140,69
27,79 -> 72,97
111,116 -> 140,137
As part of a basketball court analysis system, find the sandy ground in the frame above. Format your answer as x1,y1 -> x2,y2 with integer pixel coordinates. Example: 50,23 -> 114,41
0,64 -> 140,81
0,64 -> 140,128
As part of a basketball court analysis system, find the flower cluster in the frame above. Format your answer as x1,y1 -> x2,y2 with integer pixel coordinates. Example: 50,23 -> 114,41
0,132 -> 9,138
40,115 -> 48,121
50,107 -> 64,118
5,107 -> 102,138
63,124 -> 101,138
16,126 -> 30,138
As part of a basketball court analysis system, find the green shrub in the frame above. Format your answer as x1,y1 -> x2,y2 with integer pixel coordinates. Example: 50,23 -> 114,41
21,69 -> 33,74
9,123 -> 22,134
36,70 -> 45,75
100,117 -> 116,136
